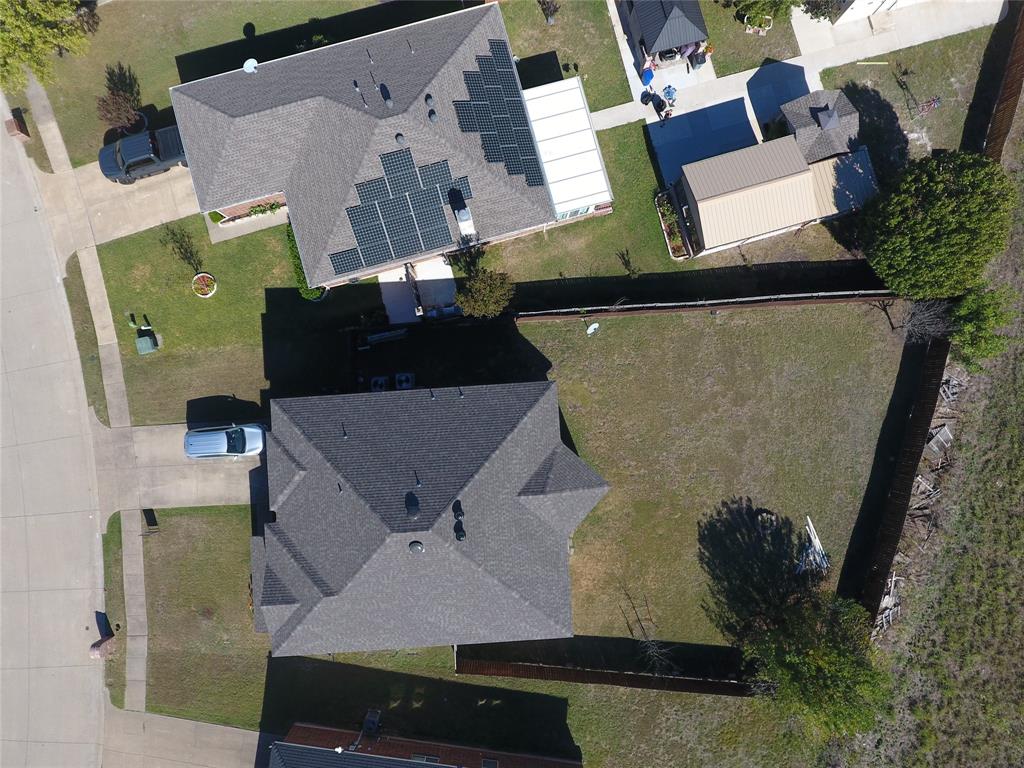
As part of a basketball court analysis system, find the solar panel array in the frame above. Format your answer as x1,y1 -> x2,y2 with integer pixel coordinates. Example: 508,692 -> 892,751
329,148 -> 474,277
453,39 -> 545,187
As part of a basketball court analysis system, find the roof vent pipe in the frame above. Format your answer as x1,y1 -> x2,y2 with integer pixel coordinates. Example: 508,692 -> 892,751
408,540 -> 424,553
395,133 -> 406,146
243,58 -> 258,74
428,109 -> 438,123
425,94 -> 435,108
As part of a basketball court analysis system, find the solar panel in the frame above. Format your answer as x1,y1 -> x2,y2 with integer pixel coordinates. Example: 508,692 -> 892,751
473,103 -> 495,133
356,178 -> 390,205
380,148 -> 415,177
485,87 -> 506,114
489,39 -> 514,70
409,187 -> 447,230
418,161 -> 452,189
523,157 -> 545,187
330,249 -> 364,275
480,133 -> 502,162
454,45 -> 545,188
359,238 -> 394,266
507,98 -> 528,126
387,172 -> 420,195
346,204 -> 383,233
498,70 -> 520,98
514,128 -> 536,156
451,176 -> 473,200
464,72 -> 486,102
454,102 -> 477,133
419,225 -> 453,251
477,55 -> 498,84
388,227 -> 423,259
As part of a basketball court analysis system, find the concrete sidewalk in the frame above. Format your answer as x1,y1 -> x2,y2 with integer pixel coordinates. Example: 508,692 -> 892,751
104,704 -> 271,768
1,89 -> 104,768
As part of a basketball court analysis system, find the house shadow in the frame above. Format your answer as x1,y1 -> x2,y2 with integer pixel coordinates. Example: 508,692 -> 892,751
516,51 -> 563,90
511,259 -> 884,314
837,339 -> 928,602
644,97 -> 757,188
745,59 -> 810,137
835,82 -> 909,186
174,1 -> 475,84
255,656 -> 582,761
185,394 -> 263,428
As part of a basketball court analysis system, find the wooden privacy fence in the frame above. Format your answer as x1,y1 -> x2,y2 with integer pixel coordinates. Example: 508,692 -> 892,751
455,636 -> 753,697
985,1 -> 1024,161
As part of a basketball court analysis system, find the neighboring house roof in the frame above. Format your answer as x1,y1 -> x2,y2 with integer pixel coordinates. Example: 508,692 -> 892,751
780,89 -> 860,163
252,382 -> 608,655
170,5 -> 554,287
272,742 -> 446,768
280,724 -> 583,768
626,0 -> 708,53
677,136 -> 877,250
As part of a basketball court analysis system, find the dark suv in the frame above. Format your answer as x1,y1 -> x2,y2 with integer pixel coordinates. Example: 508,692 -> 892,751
98,125 -> 187,184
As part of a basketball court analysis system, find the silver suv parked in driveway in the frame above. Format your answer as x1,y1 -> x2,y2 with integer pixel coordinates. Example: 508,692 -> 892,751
184,424 -> 264,459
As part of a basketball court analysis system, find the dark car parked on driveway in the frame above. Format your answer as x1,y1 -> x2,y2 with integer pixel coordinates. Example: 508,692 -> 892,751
98,125 -> 187,184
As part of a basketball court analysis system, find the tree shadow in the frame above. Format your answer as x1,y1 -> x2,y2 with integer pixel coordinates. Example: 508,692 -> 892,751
697,498 -> 821,645
960,2 -> 1021,153
175,2 -> 474,84
255,656 -> 581,760
836,82 -> 910,187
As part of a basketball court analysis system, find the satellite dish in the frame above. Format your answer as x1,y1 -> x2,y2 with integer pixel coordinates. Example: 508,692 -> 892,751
242,58 -> 258,74
586,322 -> 600,336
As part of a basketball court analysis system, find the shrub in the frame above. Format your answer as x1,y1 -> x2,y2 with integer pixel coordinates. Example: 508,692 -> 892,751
950,285 -> 1017,371
248,201 -> 282,216
456,268 -> 514,318
286,224 -> 325,301
735,0 -> 800,22
862,153 -> 1016,299
802,0 -> 839,21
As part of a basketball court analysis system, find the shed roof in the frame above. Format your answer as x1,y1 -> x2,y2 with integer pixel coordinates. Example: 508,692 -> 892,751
170,4 -> 554,286
628,0 -> 708,52
253,383 -> 608,655
681,135 -> 809,201
810,147 -> 878,217
780,89 -> 860,163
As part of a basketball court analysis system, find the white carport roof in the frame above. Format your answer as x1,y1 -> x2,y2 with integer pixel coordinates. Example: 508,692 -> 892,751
523,78 -> 613,215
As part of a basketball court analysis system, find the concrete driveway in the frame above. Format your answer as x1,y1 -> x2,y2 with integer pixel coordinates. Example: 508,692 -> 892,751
36,162 -> 199,261
94,423 -> 262,513
2,93 -> 104,768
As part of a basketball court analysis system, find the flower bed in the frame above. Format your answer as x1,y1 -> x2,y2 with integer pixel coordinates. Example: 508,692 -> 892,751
191,272 -> 217,298
655,192 -> 688,259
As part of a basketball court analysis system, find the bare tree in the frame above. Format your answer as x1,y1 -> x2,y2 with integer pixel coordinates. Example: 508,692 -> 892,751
97,62 -> 141,130
904,299 -> 953,342
619,583 -> 676,675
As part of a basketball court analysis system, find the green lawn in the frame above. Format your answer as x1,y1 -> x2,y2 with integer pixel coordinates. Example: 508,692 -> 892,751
486,122 -> 674,280
142,305 -> 903,765
821,25 -> 997,181
102,512 -> 126,709
501,0 -> 631,111
700,1 -> 800,77
63,252 -> 109,426
97,216 -> 382,425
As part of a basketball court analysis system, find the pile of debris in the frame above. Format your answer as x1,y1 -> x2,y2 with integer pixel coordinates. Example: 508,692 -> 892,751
873,370 -> 965,641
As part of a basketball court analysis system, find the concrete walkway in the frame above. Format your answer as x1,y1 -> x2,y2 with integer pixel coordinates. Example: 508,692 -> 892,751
1,89 -> 104,768
120,509 -> 148,712
104,704 -> 269,768
591,0 -> 1006,131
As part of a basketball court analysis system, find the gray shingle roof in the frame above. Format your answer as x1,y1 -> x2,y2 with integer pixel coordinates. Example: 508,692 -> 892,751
780,90 -> 860,163
170,5 -> 554,286
626,0 -> 708,53
254,383 -> 608,655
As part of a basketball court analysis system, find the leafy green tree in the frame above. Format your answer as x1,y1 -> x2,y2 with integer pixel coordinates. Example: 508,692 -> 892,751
0,0 -> 89,90
456,268 -> 514,318
862,153 -> 1016,299
734,0 -> 800,22
802,0 -> 839,21
950,285 -> 1017,371
745,591 -> 890,735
